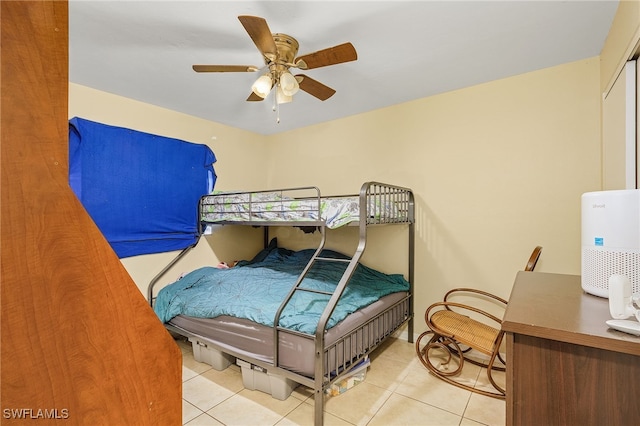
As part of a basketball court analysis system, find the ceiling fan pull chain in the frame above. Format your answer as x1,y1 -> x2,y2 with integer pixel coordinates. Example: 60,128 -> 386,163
272,89 -> 277,112
273,86 -> 280,123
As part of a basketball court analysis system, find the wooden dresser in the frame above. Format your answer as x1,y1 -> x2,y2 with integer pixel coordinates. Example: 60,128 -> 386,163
502,271 -> 640,426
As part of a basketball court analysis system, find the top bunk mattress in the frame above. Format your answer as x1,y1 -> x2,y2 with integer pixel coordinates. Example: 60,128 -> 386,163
200,182 -> 413,228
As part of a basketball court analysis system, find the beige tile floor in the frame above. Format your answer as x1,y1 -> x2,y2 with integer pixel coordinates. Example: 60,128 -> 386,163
179,335 -> 506,426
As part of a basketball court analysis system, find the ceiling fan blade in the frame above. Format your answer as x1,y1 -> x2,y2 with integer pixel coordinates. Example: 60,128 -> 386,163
238,15 -> 277,61
295,74 -> 336,101
193,65 -> 259,73
294,42 -> 357,70
246,92 -> 264,102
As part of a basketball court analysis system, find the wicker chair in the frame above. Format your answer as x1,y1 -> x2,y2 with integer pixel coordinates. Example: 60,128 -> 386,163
415,246 -> 542,399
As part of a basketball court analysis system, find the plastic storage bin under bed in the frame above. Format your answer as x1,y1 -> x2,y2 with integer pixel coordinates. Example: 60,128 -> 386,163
236,359 -> 299,400
189,337 -> 299,400
189,337 -> 235,370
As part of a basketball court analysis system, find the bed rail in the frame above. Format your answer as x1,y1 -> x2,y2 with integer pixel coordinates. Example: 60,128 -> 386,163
198,182 -> 414,230
150,181 -> 415,426
360,181 -> 414,225
163,291 -> 412,426
264,182 -> 415,425
323,293 -> 411,380
199,186 -> 324,230
147,243 -> 197,306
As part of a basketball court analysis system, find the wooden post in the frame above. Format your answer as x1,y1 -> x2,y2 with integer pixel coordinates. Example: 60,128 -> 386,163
1,2 -> 182,424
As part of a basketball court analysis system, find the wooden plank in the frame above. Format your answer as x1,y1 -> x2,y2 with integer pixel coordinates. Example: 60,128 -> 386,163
508,334 -> 640,425
0,2 -> 182,424
502,271 -> 640,356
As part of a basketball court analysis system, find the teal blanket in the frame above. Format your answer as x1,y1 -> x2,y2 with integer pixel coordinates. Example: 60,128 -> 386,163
154,243 -> 409,335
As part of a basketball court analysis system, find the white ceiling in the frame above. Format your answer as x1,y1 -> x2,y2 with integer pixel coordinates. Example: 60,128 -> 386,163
69,1 -> 619,136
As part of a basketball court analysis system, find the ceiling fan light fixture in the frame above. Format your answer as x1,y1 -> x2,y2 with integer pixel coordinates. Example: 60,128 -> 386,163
276,85 -> 292,104
251,74 -> 272,98
279,71 -> 299,96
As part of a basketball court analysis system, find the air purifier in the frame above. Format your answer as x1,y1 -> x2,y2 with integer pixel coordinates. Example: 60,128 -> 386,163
581,189 -> 640,297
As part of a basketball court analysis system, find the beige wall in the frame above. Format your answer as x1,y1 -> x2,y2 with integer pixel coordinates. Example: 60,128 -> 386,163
70,57 -> 602,333
268,58 -> 602,323
66,1 -> 640,340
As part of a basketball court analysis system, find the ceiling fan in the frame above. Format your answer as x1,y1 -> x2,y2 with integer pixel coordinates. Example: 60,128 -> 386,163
192,15 -> 357,104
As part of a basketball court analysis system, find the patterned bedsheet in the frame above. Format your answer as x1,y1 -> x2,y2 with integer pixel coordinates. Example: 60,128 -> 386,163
153,243 -> 410,335
200,192 -> 401,228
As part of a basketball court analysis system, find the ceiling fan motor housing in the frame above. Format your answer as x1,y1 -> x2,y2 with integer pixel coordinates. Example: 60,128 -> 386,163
272,33 -> 299,64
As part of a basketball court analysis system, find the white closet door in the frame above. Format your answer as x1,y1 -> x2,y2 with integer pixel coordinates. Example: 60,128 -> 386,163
603,60 -> 637,190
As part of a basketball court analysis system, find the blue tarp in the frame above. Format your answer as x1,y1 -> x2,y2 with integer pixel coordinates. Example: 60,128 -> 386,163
69,117 -> 216,258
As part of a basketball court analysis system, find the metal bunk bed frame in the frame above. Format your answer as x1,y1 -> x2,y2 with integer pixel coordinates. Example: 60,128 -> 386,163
148,181 -> 415,426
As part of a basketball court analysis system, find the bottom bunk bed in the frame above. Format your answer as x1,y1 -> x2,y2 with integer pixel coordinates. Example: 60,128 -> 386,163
150,182 -> 415,425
